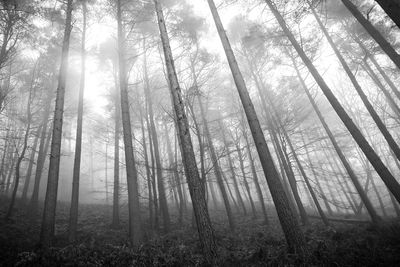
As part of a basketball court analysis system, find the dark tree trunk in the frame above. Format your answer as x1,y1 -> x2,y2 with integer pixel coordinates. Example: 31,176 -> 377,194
68,0 -> 87,242
116,0 -> 143,245
40,0 -> 73,246
154,0 -> 217,261
209,0 -> 307,254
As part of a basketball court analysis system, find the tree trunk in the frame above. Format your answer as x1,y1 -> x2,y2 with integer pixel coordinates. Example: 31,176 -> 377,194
361,61 -> 400,118
146,104 -> 159,230
348,30 -> 400,101
300,132 -> 333,216
164,123 -> 184,226
243,134 -> 269,223
208,0 -> 307,254
0,128 -> 10,189
266,0 -> 400,206
29,125 -> 51,216
138,103 -> 153,231
116,0 -> 143,245
283,132 -> 329,226
246,52 -> 308,225
5,151 -> 17,195
68,0 -> 87,242
6,75 -> 34,219
219,120 -> 247,215
112,79 -> 120,228
236,143 -> 257,218
197,94 -> 235,231
21,125 -> 41,202
340,0 -> 400,69
143,38 -> 170,232
154,0 -> 217,261
374,0 -> 400,29
312,7 -> 400,162
40,0 -> 73,246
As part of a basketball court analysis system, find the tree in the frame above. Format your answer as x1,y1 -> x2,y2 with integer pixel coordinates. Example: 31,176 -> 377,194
207,0 -> 307,254
40,0 -> 73,247
116,0 -> 143,246
264,0 -> 400,205
310,5 -> 400,163
143,37 -> 170,232
68,0 -> 88,243
5,61 -> 36,219
153,0 -> 217,261
374,0 -> 400,29
340,0 -> 400,70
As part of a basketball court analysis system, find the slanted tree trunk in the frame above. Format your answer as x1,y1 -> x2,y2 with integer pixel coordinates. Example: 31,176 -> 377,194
348,30 -> 400,102
294,52 -> 379,220
300,132 -> 333,216
283,132 -> 329,226
197,94 -> 235,231
154,0 -> 217,261
236,143 -> 257,218
243,133 -> 269,223
116,0 -> 143,245
208,0 -> 307,254
312,7 -> 400,162
220,123 -> 247,215
21,125 -> 41,202
29,125 -> 51,216
266,0 -> 400,206
340,0 -> 400,70
68,0 -> 87,242
245,50 -> 308,225
40,0 -> 73,246
374,0 -> 400,29
361,60 -> 400,118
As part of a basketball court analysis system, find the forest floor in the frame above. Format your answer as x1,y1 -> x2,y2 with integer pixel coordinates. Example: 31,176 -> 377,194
0,198 -> 400,266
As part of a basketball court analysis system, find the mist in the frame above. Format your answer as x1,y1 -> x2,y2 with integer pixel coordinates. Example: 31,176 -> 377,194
1,0 -> 400,266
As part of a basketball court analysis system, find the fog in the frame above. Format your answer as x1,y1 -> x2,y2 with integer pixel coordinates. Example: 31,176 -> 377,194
1,0 -> 400,266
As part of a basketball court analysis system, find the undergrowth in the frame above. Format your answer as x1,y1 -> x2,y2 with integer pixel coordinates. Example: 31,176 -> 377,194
1,199 -> 399,266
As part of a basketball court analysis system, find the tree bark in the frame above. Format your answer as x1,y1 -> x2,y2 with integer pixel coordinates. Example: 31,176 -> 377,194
209,0 -> 307,254
154,0 -> 217,261
40,0 -> 73,247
